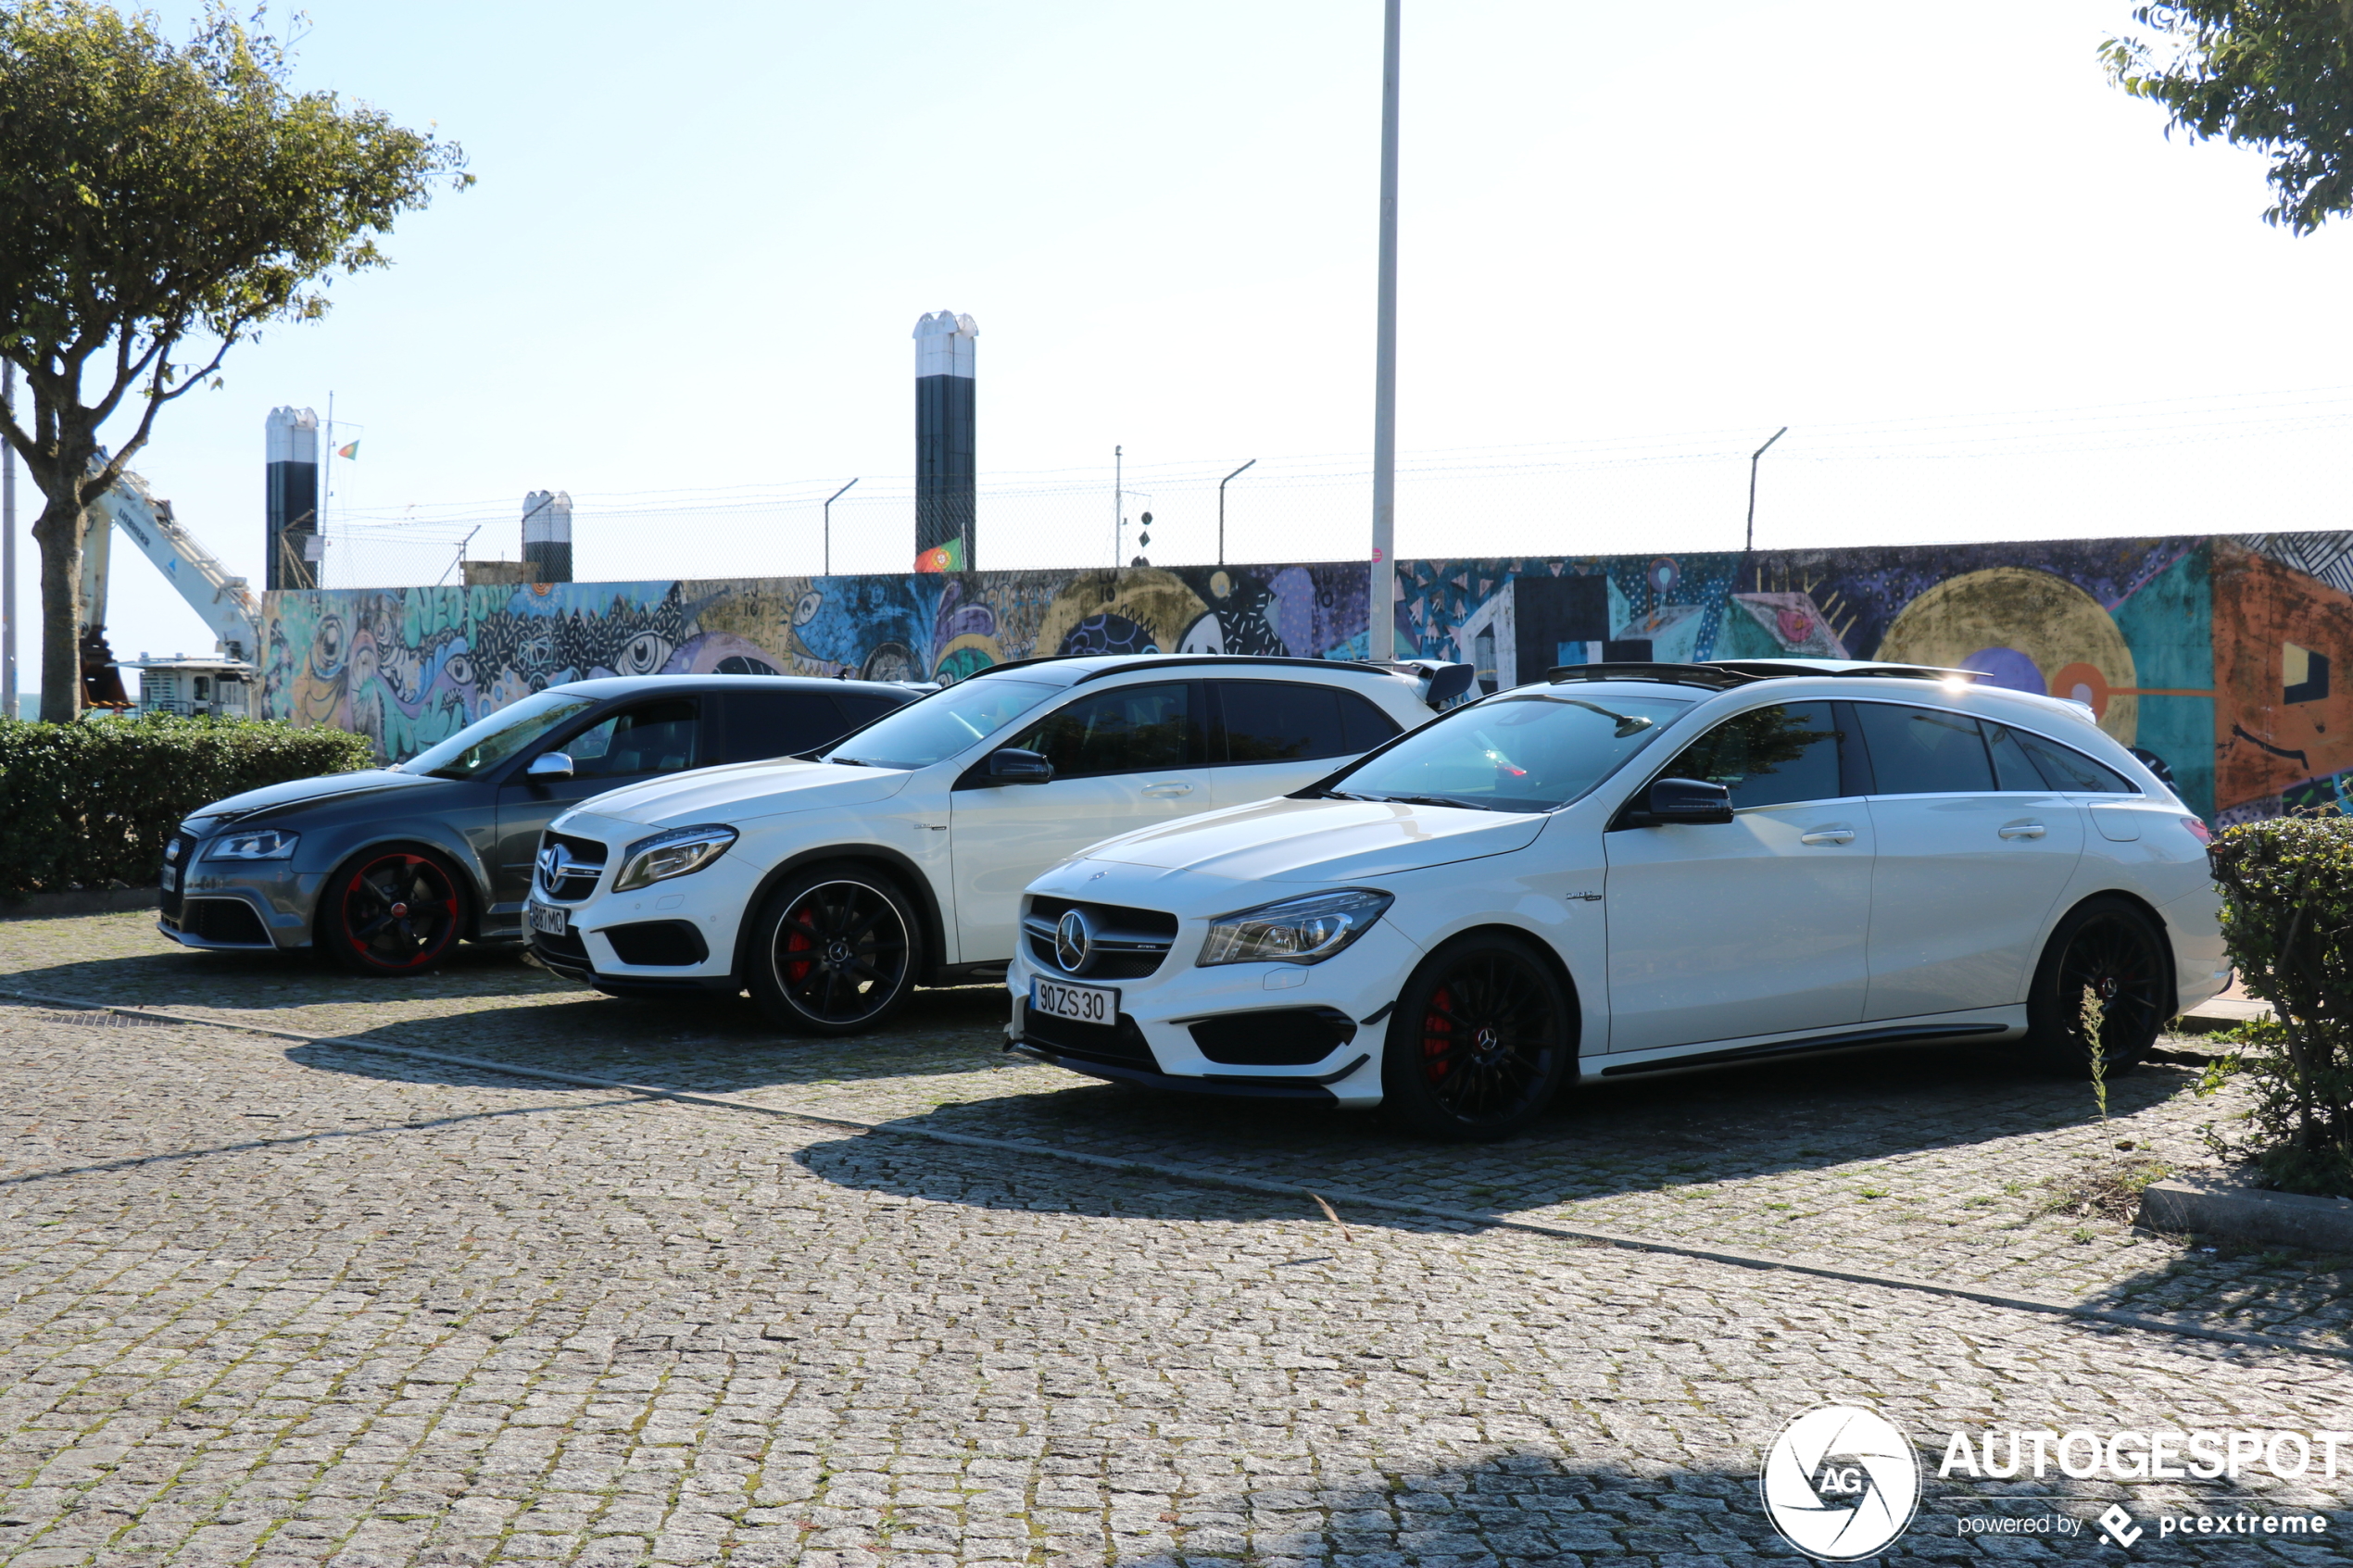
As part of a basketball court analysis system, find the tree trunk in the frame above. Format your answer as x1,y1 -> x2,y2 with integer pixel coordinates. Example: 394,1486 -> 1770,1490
32,485 -> 87,723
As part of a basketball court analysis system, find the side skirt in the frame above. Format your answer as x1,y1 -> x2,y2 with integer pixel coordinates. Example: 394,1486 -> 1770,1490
1592,1011 -> 2025,1080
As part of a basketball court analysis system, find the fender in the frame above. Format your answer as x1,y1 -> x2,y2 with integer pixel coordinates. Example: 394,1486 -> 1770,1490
729,840 -> 952,986
310,823 -> 500,944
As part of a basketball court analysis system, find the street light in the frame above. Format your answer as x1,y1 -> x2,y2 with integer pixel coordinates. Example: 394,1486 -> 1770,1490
1217,458 -> 1256,567
822,478 -> 857,576
1744,426 -> 1788,554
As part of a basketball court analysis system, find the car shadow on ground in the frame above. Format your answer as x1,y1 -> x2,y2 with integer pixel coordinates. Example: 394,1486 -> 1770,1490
791,1035 -> 2211,1214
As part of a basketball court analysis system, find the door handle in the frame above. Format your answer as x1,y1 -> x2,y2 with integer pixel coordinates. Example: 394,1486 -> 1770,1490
1999,822 -> 2047,840
1140,782 -> 1195,797
1799,828 -> 1855,845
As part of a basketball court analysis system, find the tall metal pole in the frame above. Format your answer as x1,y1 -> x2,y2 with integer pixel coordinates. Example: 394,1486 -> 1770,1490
1113,445 -> 1123,567
822,478 -> 857,576
1743,425 -> 1788,554
1217,458 -> 1257,568
1367,0 -> 1402,662
2,360 -> 14,719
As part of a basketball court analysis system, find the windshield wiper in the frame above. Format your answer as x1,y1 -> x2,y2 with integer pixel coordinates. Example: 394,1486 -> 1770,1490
1368,793 -> 1491,810
825,756 -> 872,767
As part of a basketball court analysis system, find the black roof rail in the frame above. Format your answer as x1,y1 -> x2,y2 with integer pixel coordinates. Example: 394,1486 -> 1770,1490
1546,661 -> 1759,690
1705,659 -> 1981,684
1069,654 -> 1406,685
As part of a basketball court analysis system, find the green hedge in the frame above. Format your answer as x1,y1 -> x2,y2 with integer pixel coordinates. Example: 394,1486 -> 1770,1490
2208,812 -> 2353,1197
0,715 -> 376,898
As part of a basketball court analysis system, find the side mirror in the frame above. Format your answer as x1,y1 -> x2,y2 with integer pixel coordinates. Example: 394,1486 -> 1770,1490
1645,776 -> 1732,824
527,752 -> 575,781
986,747 -> 1053,785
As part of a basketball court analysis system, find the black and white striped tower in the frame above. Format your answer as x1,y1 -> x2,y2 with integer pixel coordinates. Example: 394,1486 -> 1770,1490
264,406 -> 320,590
522,490 -> 573,583
913,310 -> 976,570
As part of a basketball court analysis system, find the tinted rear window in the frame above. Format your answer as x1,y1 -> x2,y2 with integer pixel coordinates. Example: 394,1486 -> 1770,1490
1221,681 -> 1378,763
724,691 -> 854,761
1856,704 -> 1995,796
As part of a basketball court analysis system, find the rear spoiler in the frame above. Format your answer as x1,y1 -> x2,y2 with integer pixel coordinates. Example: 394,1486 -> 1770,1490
1381,659 -> 1479,710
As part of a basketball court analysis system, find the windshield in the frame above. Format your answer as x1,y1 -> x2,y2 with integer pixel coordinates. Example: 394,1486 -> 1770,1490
398,691 -> 598,780
823,677 -> 1057,770
1322,689 -> 1694,812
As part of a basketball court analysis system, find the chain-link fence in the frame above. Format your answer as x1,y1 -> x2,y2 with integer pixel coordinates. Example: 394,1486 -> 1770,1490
314,389 -> 2353,588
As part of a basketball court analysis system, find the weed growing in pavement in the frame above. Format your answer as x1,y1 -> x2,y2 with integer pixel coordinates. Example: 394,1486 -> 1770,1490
2082,985 -> 2110,1122
2036,1156 -> 2173,1223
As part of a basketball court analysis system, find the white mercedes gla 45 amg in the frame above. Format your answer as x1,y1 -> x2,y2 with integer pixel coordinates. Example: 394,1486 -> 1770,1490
1007,659 -> 2229,1139
526,655 -> 1465,1033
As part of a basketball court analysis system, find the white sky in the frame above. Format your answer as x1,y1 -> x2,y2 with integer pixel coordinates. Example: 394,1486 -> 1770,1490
12,0 -> 2353,700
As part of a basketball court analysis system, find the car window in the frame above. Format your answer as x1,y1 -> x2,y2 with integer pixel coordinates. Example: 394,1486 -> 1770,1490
1340,690 -> 1404,752
1220,681 -> 1360,764
824,677 -> 1055,770
1664,701 -> 1843,810
724,691 -> 857,762
1983,723 -> 2049,792
565,697 -> 702,780
1856,703 -> 1995,796
2014,730 -> 2136,794
834,692 -> 903,726
1007,683 -> 1201,780
1327,690 -> 1693,812
402,690 -> 598,779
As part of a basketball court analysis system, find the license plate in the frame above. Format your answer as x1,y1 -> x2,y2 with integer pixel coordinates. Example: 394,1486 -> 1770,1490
527,900 -> 568,937
160,866 -> 177,893
1030,976 -> 1116,1025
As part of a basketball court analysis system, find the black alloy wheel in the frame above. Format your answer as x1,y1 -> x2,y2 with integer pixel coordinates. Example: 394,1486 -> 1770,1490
2023,897 -> 2168,1077
1381,935 -> 1573,1140
748,868 -> 921,1035
321,848 -> 466,974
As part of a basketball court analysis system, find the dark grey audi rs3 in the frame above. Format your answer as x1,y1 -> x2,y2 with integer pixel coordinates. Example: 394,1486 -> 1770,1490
158,675 -> 916,974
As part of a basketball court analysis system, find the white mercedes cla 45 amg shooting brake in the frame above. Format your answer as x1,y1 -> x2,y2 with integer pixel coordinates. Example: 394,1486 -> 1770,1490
1006,659 -> 2229,1139
526,654 -> 1467,1033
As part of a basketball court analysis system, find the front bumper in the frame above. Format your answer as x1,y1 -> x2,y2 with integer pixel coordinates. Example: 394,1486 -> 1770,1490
524,816 -> 758,997
157,831 -> 320,951
1003,915 -> 1422,1110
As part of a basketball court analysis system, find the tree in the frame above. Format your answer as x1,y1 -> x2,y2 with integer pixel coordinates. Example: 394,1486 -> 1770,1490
0,1 -> 468,721
2103,3 -> 2353,234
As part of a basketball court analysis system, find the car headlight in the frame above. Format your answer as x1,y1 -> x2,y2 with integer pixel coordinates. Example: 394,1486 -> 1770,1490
203,828 -> 299,861
1197,888 -> 1393,967
612,824 -> 738,892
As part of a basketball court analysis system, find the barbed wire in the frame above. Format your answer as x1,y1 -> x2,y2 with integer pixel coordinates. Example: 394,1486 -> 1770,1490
309,396 -> 2353,590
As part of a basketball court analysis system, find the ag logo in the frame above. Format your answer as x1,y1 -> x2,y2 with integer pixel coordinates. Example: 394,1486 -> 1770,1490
1760,1405 -> 1920,1561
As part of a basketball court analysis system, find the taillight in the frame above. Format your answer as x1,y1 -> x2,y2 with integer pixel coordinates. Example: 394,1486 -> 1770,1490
2181,816 -> 2212,845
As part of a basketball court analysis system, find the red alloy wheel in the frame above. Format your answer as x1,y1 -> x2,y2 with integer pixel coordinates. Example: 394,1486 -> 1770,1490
336,851 -> 461,972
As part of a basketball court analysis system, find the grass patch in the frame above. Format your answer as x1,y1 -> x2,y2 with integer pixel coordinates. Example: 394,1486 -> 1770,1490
2035,1156 -> 2172,1223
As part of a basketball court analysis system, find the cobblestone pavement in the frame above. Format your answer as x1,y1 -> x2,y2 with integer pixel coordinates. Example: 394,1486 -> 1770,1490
2,915 -> 2344,1350
2,1000 -> 2351,1567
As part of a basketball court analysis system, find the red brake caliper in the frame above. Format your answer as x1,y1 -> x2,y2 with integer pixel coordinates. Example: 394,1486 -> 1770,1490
1422,985 -> 1453,1083
782,900 -> 815,985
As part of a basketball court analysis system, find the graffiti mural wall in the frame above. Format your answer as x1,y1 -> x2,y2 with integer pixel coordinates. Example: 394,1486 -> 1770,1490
261,532 -> 2353,823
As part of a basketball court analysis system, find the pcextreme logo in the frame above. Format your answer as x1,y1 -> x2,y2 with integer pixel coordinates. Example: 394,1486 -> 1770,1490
1761,1405 -> 2342,1558
1760,1405 -> 1922,1561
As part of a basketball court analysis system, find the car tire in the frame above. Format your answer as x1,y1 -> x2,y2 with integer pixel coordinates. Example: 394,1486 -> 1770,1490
1379,933 -> 1574,1141
2021,897 -> 2169,1079
317,846 -> 469,976
746,864 -> 923,1035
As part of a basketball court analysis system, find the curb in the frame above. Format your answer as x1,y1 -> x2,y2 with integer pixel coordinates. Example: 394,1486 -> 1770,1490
2139,1178 -> 2353,1256
6,984 -> 2349,1368
0,887 -> 160,922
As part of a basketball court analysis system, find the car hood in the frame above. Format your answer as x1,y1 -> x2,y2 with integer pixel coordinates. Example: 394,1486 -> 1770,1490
563,759 -> 913,827
1081,796 -> 1546,883
193,768 -> 440,824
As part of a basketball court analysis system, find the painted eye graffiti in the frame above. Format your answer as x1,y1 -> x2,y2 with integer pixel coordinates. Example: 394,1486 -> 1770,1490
615,632 -> 673,675
309,616 -> 346,680
793,591 -> 824,627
